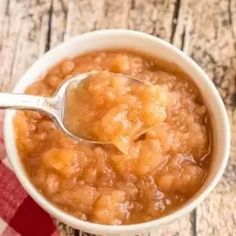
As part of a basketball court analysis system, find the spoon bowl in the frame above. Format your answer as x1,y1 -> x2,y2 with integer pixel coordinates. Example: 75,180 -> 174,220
0,71 -> 147,146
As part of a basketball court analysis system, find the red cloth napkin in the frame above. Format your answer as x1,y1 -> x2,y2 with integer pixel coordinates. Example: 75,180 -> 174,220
0,111 -> 57,236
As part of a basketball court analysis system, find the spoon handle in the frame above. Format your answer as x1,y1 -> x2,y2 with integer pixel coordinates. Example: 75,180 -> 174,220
0,93 -> 56,115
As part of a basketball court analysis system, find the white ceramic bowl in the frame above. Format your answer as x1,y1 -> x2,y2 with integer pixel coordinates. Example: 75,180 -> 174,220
4,30 -> 230,236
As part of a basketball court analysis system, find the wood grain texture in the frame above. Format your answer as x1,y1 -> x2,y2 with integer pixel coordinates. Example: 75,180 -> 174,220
0,0 -> 235,235
0,0 -> 51,92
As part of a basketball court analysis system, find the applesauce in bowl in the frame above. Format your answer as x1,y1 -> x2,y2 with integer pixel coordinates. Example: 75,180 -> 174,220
14,50 -> 211,225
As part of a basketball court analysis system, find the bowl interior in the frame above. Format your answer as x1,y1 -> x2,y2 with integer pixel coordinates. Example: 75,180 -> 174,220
4,30 -> 230,235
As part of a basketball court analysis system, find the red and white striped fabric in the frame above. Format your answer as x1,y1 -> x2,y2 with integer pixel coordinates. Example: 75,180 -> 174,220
0,111 -> 57,236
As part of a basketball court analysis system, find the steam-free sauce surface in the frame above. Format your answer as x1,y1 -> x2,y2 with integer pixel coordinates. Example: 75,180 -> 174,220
14,51 -> 211,225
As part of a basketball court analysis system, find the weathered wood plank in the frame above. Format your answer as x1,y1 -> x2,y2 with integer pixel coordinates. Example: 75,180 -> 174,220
0,0 -> 51,92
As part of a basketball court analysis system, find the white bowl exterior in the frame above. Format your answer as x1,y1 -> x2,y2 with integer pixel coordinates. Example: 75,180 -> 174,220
4,30 -> 230,235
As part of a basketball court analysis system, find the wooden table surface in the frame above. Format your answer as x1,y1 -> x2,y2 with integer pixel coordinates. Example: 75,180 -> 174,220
0,0 -> 235,235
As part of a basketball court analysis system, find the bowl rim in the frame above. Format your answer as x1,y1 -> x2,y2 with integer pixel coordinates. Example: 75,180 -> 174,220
4,29 -> 231,234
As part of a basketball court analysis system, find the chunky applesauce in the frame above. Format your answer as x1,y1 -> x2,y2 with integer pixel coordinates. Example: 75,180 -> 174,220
64,72 -> 167,153
14,51 -> 211,225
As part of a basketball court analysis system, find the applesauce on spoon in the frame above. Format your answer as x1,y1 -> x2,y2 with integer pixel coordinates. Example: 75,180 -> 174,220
64,71 -> 168,153
14,50 -> 211,225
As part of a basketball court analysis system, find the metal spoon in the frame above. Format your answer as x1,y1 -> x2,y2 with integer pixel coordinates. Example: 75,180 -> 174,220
0,71 -> 147,145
